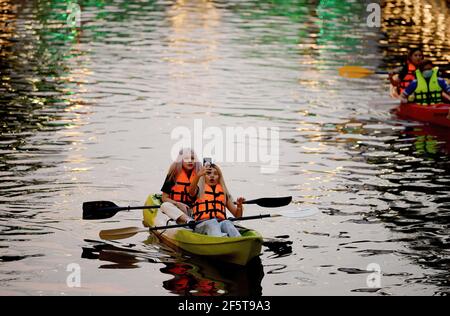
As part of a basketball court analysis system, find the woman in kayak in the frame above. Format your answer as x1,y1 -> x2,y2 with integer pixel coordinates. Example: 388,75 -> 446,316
401,60 -> 450,105
160,148 -> 201,225
187,163 -> 245,237
389,48 -> 424,98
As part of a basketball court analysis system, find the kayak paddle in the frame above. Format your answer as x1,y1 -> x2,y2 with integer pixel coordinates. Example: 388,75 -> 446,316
338,66 -> 388,79
240,196 -> 292,208
98,206 -> 320,241
339,65 -> 450,80
83,196 -> 292,220
82,201 -> 160,220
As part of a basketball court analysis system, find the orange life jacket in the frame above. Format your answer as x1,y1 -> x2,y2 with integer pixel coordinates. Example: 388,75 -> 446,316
192,184 -> 227,221
399,62 -> 417,93
169,169 -> 196,205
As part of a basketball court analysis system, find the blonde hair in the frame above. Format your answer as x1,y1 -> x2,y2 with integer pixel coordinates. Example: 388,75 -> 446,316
198,164 -> 232,203
167,148 -> 202,182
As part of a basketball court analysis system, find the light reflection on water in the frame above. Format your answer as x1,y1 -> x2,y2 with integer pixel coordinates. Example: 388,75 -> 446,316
0,0 -> 449,295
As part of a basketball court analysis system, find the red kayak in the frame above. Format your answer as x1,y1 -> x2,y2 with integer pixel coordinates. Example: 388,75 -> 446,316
396,103 -> 450,128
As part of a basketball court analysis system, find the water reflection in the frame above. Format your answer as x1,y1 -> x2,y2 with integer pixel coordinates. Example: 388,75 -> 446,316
381,0 -> 450,76
161,258 -> 264,296
145,234 -> 266,296
327,116 -> 450,294
0,0 -> 89,277
1,0 -> 450,295
402,125 -> 450,155
82,239 -> 264,296
82,240 -> 158,269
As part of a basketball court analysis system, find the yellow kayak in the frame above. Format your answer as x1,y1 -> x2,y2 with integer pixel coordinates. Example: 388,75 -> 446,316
142,194 -> 263,266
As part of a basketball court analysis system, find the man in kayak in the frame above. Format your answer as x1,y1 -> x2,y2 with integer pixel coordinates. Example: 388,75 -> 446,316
401,60 -> 450,105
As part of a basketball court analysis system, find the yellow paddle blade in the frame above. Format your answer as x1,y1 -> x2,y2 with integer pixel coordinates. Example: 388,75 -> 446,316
338,66 -> 375,79
99,227 -> 146,240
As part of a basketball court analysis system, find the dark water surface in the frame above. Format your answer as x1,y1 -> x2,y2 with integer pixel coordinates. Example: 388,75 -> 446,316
1,0 -> 449,295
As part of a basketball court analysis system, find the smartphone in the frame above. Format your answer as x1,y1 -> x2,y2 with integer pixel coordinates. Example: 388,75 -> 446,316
203,158 -> 212,166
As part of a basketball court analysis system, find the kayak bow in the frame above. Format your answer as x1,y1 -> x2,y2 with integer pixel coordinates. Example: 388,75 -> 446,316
396,103 -> 450,128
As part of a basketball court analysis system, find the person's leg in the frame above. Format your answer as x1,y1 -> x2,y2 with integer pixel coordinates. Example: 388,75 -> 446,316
194,219 -> 226,237
160,202 -> 192,224
220,220 -> 241,237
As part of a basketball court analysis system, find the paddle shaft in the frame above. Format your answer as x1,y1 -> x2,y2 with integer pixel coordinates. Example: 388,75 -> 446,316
85,196 -> 291,219
355,70 -> 388,76
149,213 -> 278,231
376,70 -> 450,78
98,205 -> 160,212
235,199 -> 272,205
116,198 -> 289,209
105,201 -> 265,211
98,208 -> 317,240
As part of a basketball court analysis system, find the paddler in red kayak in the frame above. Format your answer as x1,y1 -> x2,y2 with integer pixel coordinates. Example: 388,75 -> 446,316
160,148 -> 201,225
400,60 -> 450,105
389,48 -> 424,98
187,162 -> 245,237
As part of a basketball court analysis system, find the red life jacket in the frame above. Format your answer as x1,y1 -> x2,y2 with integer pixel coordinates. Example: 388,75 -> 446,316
192,184 -> 227,221
399,62 -> 417,93
169,169 -> 196,205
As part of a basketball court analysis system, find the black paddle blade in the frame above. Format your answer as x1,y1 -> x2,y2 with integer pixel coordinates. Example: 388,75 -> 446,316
247,196 -> 292,208
82,201 -> 120,220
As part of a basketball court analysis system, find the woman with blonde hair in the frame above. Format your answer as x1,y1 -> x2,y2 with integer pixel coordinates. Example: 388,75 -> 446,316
160,148 -> 202,224
187,163 -> 245,237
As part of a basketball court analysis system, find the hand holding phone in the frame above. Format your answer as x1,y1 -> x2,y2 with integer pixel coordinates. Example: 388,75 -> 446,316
203,158 -> 212,166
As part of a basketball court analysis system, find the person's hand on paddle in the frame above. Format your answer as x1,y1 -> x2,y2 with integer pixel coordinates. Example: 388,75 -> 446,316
229,197 -> 246,218
389,73 -> 401,86
236,197 -> 245,212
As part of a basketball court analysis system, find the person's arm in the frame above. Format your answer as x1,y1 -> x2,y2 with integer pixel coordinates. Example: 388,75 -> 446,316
389,66 -> 404,86
161,176 -> 176,203
438,78 -> 450,94
188,167 -> 208,197
161,192 -> 180,205
161,178 -> 190,213
226,196 -> 244,218
401,80 -> 418,103
438,79 -> 450,102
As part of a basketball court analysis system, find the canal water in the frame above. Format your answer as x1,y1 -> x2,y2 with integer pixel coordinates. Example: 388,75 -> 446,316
0,0 -> 449,295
